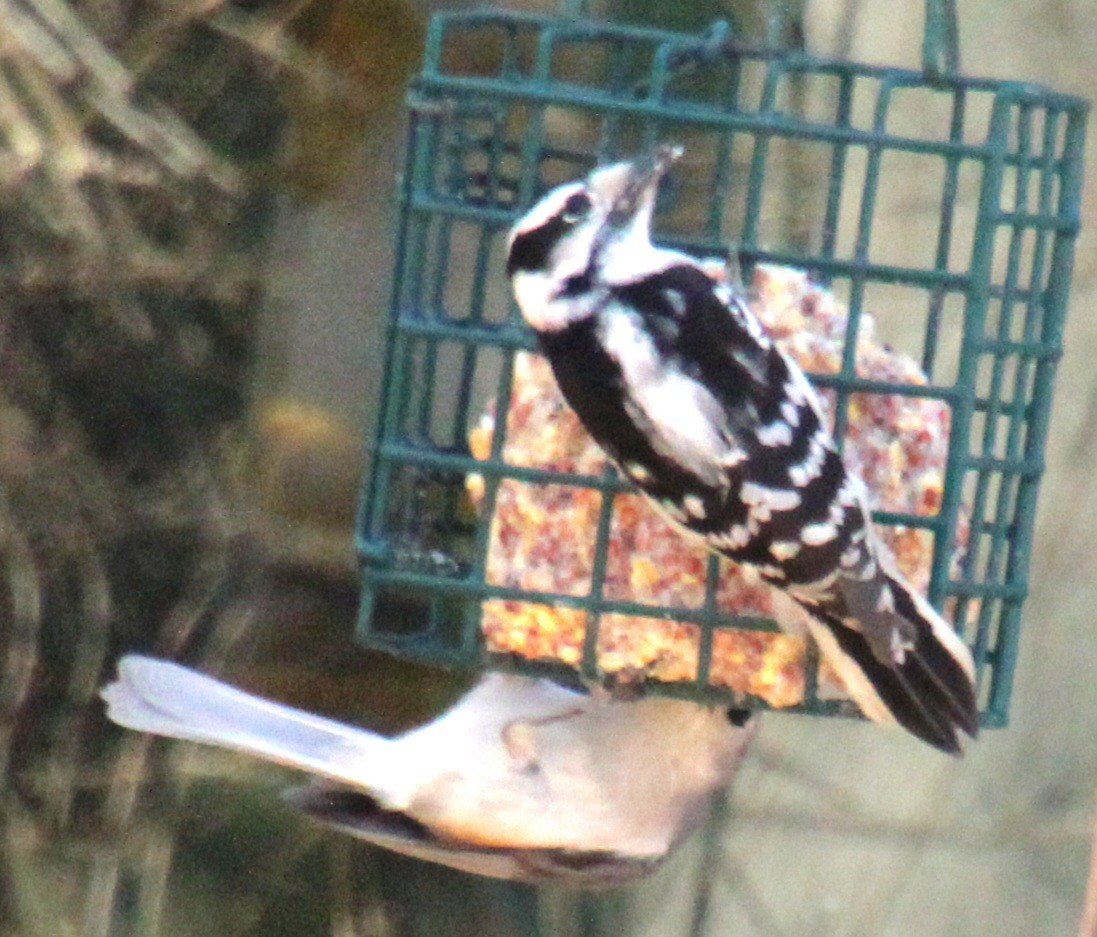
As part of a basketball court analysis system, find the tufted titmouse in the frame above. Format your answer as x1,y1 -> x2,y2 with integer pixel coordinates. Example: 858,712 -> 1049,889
102,655 -> 755,886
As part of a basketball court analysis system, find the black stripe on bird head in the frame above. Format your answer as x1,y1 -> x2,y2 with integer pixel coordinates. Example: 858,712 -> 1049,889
506,213 -> 572,277
506,191 -> 594,277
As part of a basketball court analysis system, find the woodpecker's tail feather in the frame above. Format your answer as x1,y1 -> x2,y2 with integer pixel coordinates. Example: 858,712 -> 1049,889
796,575 -> 978,754
101,655 -> 392,787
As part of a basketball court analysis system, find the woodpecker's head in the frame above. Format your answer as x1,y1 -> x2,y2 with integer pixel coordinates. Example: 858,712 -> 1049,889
506,146 -> 682,332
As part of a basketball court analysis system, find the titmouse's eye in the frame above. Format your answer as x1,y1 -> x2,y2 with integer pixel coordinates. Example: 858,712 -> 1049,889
562,192 -> 593,224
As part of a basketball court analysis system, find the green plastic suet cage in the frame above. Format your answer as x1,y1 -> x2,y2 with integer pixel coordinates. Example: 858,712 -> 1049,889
356,1 -> 1088,727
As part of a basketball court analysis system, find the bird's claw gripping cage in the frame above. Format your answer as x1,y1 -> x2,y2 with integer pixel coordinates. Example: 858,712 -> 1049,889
357,4 -> 1087,726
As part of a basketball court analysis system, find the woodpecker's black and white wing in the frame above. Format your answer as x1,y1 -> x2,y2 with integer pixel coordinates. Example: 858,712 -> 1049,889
538,262 -> 976,751
507,154 -> 978,753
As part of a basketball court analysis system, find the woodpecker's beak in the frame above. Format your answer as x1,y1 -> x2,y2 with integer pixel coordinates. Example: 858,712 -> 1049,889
606,143 -> 683,229
583,144 -> 683,233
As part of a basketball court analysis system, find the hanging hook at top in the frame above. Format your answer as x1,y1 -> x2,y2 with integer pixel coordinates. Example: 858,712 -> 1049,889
922,0 -> 960,79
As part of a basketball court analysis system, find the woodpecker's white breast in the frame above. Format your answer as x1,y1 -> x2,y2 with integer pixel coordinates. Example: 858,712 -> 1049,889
596,303 -> 732,488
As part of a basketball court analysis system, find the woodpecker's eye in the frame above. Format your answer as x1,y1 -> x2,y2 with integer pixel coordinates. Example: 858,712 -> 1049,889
562,192 -> 593,224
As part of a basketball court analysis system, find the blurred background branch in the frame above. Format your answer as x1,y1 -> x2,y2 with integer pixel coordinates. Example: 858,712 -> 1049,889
0,2 -> 431,936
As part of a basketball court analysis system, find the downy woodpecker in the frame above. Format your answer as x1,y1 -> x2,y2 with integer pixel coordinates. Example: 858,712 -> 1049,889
506,147 -> 977,753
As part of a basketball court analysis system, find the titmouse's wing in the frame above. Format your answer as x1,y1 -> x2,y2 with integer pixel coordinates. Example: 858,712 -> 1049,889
283,786 -> 664,886
102,655 -> 754,884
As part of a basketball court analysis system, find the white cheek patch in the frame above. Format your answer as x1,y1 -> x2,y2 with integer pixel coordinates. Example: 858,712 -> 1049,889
512,269 -> 602,332
512,270 -> 558,329
547,221 -> 599,281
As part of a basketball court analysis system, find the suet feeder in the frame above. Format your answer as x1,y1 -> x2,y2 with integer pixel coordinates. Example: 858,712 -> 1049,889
356,1 -> 1087,727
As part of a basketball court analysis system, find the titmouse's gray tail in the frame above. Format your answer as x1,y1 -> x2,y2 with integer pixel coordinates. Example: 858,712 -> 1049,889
101,655 -> 392,788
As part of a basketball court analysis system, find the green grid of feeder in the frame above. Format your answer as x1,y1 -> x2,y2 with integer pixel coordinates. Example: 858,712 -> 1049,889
356,6 -> 1088,727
